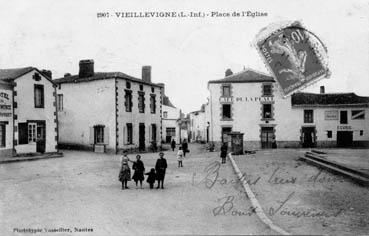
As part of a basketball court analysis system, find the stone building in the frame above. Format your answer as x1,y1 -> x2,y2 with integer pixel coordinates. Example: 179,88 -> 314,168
0,67 -> 58,157
188,104 -> 208,143
54,60 -> 162,153
160,84 -> 181,143
207,68 -> 369,149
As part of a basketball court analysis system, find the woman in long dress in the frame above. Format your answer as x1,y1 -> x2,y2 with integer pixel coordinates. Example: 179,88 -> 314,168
119,152 -> 131,190
132,155 -> 145,188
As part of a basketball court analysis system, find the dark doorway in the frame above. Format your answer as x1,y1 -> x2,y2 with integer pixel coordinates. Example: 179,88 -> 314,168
139,123 -> 145,151
340,111 -> 348,124
221,127 -> 232,143
36,122 -> 46,153
337,131 -> 353,147
206,126 -> 209,143
301,127 -> 316,148
261,127 -> 274,149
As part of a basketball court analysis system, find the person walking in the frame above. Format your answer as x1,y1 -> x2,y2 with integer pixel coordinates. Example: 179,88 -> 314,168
155,152 -> 167,189
171,139 -> 176,151
220,142 -> 228,164
177,147 -> 184,167
131,155 -> 145,189
145,168 -> 156,189
119,151 -> 131,190
181,139 -> 188,157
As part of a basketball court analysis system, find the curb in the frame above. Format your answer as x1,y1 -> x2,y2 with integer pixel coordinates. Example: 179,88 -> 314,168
228,153 -> 290,235
0,153 -> 64,164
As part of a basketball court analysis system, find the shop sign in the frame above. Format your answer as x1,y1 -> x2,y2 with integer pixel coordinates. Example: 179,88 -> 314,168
219,96 -> 274,103
337,125 -> 351,131
0,90 -> 12,117
325,110 -> 338,120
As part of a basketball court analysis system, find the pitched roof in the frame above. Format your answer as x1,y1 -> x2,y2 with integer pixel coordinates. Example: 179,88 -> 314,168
163,95 -> 176,108
53,71 -> 162,87
0,67 -> 35,81
291,92 -> 369,107
208,68 -> 274,84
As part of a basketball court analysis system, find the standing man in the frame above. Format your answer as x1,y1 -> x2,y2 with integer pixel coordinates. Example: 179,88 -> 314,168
181,139 -> 188,157
155,152 -> 168,189
220,142 -> 228,164
171,138 -> 176,151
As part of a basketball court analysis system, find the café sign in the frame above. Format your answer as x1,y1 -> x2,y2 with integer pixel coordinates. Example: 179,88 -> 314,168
219,96 -> 274,103
337,125 -> 351,131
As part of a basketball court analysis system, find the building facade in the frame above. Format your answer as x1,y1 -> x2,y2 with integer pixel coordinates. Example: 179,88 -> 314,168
207,68 -> 369,150
188,104 -> 208,143
55,60 -> 162,153
160,86 -> 181,143
0,67 -> 58,158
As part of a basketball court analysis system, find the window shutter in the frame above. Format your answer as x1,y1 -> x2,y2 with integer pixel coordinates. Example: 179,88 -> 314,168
18,123 -> 28,145
103,126 -> 109,145
149,125 -> 152,142
123,125 -> 126,145
89,127 -> 94,144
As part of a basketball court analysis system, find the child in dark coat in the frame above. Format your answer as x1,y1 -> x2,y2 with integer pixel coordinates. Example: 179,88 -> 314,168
145,168 -> 157,189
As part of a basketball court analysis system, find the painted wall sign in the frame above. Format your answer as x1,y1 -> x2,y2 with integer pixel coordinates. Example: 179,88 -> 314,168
337,125 -> 352,131
219,96 -> 274,103
0,90 -> 12,117
325,110 -> 338,120
255,21 -> 330,97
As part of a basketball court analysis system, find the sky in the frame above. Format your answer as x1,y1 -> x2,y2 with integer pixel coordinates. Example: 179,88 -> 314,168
1,0 -> 369,113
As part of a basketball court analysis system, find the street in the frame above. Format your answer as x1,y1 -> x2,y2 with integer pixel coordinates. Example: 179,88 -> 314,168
0,144 -> 368,235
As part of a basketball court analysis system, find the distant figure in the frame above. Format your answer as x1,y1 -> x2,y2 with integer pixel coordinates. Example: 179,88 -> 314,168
155,152 -> 168,189
177,146 -> 184,168
145,168 -> 157,189
119,151 -> 131,190
272,136 -> 277,149
132,155 -> 145,189
171,139 -> 176,151
181,139 -> 188,157
220,142 -> 228,164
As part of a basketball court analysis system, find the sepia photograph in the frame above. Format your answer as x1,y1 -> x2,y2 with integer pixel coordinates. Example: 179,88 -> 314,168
0,0 -> 368,235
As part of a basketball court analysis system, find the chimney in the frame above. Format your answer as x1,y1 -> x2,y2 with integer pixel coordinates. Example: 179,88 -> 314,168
225,69 -> 233,77
64,73 -> 71,78
142,66 -> 151,83
157,83 -> 165,95
320,86 -> 325,94
41,70 -> 52,79
79,59 -> 94,78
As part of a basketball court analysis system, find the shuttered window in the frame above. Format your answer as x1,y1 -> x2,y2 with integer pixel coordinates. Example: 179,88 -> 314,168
126,123 -> 133,144
18,123 -> 28,144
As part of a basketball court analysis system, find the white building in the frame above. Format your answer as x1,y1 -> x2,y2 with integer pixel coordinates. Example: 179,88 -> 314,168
188,104 -> 208,143
0,67 -> 58,157
160,86 -> 181,143
55,60 -> 162,153
207,68 -> 369,150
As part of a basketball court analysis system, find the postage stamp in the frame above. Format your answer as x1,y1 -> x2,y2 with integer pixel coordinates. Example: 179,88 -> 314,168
255,21 -> 330,97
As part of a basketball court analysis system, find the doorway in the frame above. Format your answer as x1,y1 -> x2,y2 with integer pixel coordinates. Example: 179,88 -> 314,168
139,123 -> 145,151
36,122 -> 46,153
221,127 -> 232,143
261,127 -> 274,149
337,131 -> 353,147
301,127 -> 316,148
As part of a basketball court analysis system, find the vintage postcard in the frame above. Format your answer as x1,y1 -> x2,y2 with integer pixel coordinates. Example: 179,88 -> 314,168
0,0 -> 368,235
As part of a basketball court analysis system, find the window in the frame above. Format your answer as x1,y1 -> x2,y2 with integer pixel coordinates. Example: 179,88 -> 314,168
138,92 -> 145,113
151,87 -> 155,93
221,127 -> 232,142
304,110 -> 314,123
18,123 -> 28,144
340,110 -> 348,124
222,104 -> 231,119
126,123 -> 133,144
126,81 -> 131,89
151,124 -> 157,141
262,104 -> 272,119
125,90 -> 133,112
0,124 -> 5,147
57,94 -> 63,111
28,123 -> 36,143
166,127 -> 176,137
360,130 -> 364,136
139,84 -> 144,91
222,85 -> 231,97
163,111 -> 168,118
94,125 -> 104,144
327,130 -> 332,138
263,84 -> 272,96
352,110 -> 365,120
150,95 -> 156,114
34,84 -> 44,108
